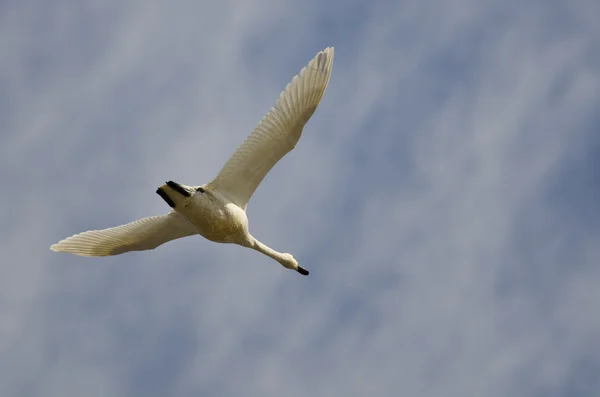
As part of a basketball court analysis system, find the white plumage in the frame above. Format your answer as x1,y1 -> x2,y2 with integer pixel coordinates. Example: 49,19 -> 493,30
50,47 -> 334,276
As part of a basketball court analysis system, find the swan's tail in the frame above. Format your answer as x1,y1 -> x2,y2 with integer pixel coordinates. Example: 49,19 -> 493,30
156,181 -> 193,208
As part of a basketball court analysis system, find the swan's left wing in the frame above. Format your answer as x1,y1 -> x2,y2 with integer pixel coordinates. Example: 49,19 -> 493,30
209,47 -> 334,210
50,211 -> 198,256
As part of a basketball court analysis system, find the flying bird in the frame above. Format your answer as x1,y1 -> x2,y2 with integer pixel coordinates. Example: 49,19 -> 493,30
50,47 -> 334,276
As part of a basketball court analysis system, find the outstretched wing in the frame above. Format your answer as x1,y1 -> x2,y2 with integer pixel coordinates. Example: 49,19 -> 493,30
209,47 -> 334,210
50,211 -> 198,256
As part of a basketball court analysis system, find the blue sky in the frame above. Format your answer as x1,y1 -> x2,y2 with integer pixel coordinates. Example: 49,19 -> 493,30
1,0 -> 599,396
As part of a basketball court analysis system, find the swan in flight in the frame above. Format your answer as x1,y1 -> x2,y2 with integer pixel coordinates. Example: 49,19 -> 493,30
50,47 -> 334,276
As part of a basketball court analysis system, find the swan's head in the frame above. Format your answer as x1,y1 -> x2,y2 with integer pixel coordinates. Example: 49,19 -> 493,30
280,253 -> 309,276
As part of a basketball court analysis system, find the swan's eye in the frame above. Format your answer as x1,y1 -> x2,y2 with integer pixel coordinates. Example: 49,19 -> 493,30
196,187 -> 205,193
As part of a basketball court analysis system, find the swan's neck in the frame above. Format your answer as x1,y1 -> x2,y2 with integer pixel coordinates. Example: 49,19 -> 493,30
249,237 -> 287,265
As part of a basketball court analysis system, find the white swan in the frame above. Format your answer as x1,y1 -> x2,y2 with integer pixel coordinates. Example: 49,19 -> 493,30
50,47 -> 334,276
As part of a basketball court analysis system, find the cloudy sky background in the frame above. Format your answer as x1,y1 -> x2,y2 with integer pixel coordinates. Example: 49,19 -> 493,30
1,0 -> 599,396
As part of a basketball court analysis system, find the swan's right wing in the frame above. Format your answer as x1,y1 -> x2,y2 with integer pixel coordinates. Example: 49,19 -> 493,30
50,211 -> 198,256
209,47 -> 334,210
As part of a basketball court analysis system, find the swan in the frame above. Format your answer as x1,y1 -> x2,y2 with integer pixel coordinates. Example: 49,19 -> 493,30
50,47 -> 334,276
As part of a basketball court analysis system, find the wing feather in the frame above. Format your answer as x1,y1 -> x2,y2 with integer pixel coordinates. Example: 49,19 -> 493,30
50,211 -> 198,256
210,47 -> 334,210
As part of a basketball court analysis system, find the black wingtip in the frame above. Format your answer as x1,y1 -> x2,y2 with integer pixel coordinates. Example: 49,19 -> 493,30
166,181 -> 191,197
156,187 -> 176,208
297,266 -> 309,276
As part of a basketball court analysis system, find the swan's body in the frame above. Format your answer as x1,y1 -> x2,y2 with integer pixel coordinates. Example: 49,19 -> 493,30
50,47 -> 334,276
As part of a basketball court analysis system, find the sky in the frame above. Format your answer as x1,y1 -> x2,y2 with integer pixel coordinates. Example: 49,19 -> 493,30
1,0 -> 599,396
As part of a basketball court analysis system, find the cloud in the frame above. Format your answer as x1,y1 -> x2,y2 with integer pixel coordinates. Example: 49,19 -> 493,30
1,0 -> 599,396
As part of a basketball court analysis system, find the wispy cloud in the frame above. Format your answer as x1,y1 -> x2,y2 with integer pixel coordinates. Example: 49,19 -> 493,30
1,0 -> 599,396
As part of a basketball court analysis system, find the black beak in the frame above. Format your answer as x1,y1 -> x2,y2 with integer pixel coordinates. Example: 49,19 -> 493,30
296,266 -> 309,276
